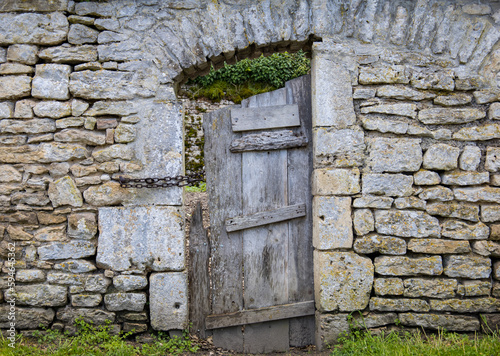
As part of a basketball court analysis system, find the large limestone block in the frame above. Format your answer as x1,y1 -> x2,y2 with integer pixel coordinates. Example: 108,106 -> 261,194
113,275 -> 148,292
32,64 -> 71,100
362,173 -> 413,197
54,129 -> 106,146
68,24 -> 99,45
454,187 -> 500,203
0,75 -> 31,99
426,202 -> 479,222
443,255 -> 491,279
85,100 -> 138,116
453,124 -> 500,141
404,278 -> 457,299
423,144 -> 460,170
482,205 -> 500,222
359,65 -> 409,84
353,234 -> 406,255
374,256 -> 443,276
472,241 -> 500,257
486,147 -> 500,172
6,284 -> 66,307
441,171 -> 489,186
374,278 -> 404,296
353,195 -> 393,209
315,313 -> 349,350
407,239 -> 471,254
375,210 -> 440,238
83,182 -> 132,206
39,45 -> 98,64
6,44 -> 38,65
314,128 -> 365,167
459,146 -> 481,171
313,196 -> 352,249
92,144 -> 134,162
367,138 -> 422,173
0,165 -> 21,182
0,118 -> 55,134
0,13 -> 68,45
369,298 -> 429,312
33,101 -> 72,118
418,186 -> 454,201
430,298 -> 500,313
38,241 -> 96,260
411,70 -> 455,91
314,251 -> 373,312
377,85 -> 435,101
361,115 -> 408,134
458,280 -> 491,297
399,313 -> 479,331
312,168 -> 360,195
418,108 -> 485,124
48,176 -> 83,207
67,212 -> 97,239
0,306 -> 54,329
150,272 -> 188,330
441,220 -> 489,240
97,206 -> 184,272
104,293 -> 146,312
353,209 -> 374,236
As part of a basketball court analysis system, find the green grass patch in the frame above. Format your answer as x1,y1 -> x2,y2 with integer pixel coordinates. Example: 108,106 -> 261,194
331,328 -> 500,356
185,182 -> 207,193
0,319 -> 198,356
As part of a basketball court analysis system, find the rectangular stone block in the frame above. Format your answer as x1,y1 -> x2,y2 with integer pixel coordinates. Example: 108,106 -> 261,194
458,280 -> 492,297
369,297 -> 429,312
362,173 -> 413,197
482,205 -> 500,222
430,298 -> 500,313
399,313 -> 479,331
374,256 -> 443,276
407,239 -> 471,254
315,312 -> 349,350
38,241 -> 96,260
367,138 -> 422,173
314,128 -> 365,167
375,210 -> 440,238
0,13 -> 68,45
403,278 -> 457,299
97,206 -> 184,272
312,168 -> 360,195
454,187 -> 500,203
353,195 -> 393,209
313,196 -> 352,249
374,278 -> 404,296
5,284 -> 67,307
150,272 -> 188,330
443,255 -> 491,279
426,202 -> 479,222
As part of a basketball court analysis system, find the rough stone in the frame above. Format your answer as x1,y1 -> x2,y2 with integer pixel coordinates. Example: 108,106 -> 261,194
72,99 -> 89,117
453,124 -> 500,141
418,108 -> 485,125
367,138 -> 422,173
0,118 -> 56,134
463,4 -> 491,15
54,259 -> 96,273
0,13 -> 68,45
0,63 -> 34,75
39,45 -> 98,64
7,44 -> 38,64
441,172 -> 489,186
33,101 -> 72,119
83,182 -> 132,206
32,64 -> 71,100
0,102 -> 13,119
35,225 -> 66,242
96,118 -> 118,130
54,129 -> 106,146
48,176 -> 83,208
375,210 -> 440,238
56,117 -> 84,129
8,284 -> 67,307
314,251 -> 373,312
114,124 -> 136,143
443,255 -> 491,279
431,298 -> 500,313
92,144 -> 134,162
85,101 -> 138,116
404,278 -> 457,299
399,313 -> 479,332
408,239 -> 471,254
369,298 -> 430,312
315,312 -> 349,349
38,241 -> 96,260
0,165 -> 21,183
104,293 -> 146,312
15,269 -> 45,283
411,70 -> 455,91
442,220 -> 489,240
454,187 -> 500,203
313,196 -> 352,249
353,234 -> 406,255
426,202 -> 479,222
482,205 -> 500,222
394,197 -> 426,210
472,241 -> 500,257
49,162 -> 70,178
359,65 -> 409,84
414,170 -> 441,185
353,209 -> 374,236
0,306 -> 54,329
67,213 -> 97,240
68,24 -> 99,45
361,103 -> 417,119
70,164 -> 97,177
458,280 -> 491,297
351,313 -> 398,330
56,308 -> 115,326
377,85 -> 435,101
46,272 -> 85,285
312,168 -> 360,195
374,256 -> 443,276
374,278 -> 404,296
362,174 -> 413,197
353,196 -> 393,209
486,147 -> 500,172
491,225 -> 500,240
71,294 -> 102,307
353,88 -> 375,99
360,115 -> 408,134
489,102 -> 500,120
150,272 -> 188,330
423,144 -> 460,170
313,127 -> 365,167
79,275 -> 111,293
0,75 -> 31,99
113,275 -> 148,292
434,93 -> 472,106
418,186 -> 454,201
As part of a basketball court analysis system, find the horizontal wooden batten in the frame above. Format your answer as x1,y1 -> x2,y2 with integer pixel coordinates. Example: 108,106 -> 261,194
231,104 -> 300,132
229,130 -> 308,152
205,301 -> 315,330
225,204 -> 306,232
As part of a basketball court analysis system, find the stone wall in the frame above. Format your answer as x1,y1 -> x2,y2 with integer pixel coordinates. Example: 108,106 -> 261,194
0,0 -> 499,350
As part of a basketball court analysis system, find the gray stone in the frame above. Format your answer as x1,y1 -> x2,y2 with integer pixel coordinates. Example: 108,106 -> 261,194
32,64 -> 71,100
49,162 -> 70,178
399,313 -> 479,332
75,62 -> 102,71
68,15 -> 95,26
454,187 -> 500,203
351,313 -> 398,330
374,256 -> 443,276
361,103 -> 417,119
92,144 -> 134,162
72,99 -> 89,117
54,259 -> 96,273
418,186 -> 454,201
150,272 -> 188,330
0,102 -> 13,118
83,182 -> 133,206
353,196 -> 393,209
442,172 -> 489,186
94,18 -> 120,31
442,220 -> 489,240
462,4 -> 491,15
71,294 -> 102,307
472,241 -> 500,257
411,70 -> 455,91
458,280 -> 492,297
122,312 -> 147,322
0,13 -> 68,45
367,138 -> 422,173
47,272 -> 85,285
85,101 -> 138,116
33,101 -> 72,119
97,206 -> 184,272
362,174 -> 413,197
15,269 -> 45,283
0,165 -> 21,183
423,144 -> 460,170
74,2 -> 114,16
482,205 -> 500,222
68,24 -> 99,45
0,118 -> 55,134
489,103 -> 500,120
394,197 -> 426,210
377,85 -> 435,101
123,323 -> 147,334
7,225 -> 32,241
7,44 -> 38,64
0,306 -> 54,329
56,117 -> 84,129
431,298 -> 500,313
443,255 -> 491,279
314,128 -> 365,167
359,65 -> 409,84
315,312 -> 349,350
0,75 -> 31,99
113,275 -> 148,292
312,168 -> 360,195
38,45 -> 98,64
369,298 -> 430,312
114,124 -> 136,143
35,225 -> 66,242
453,124 -> 500,141
374,278 -> 404,296
38,241 -> 96,260
8,284 -> 67,307
353,209 -> 374,236
353,88 -> 375,99
56,308 -> 115,325
314,251 -> 373,312
434,93 -> 472,106
104,293 -> 146,312
486,147 -> 500,172
414,170 -> 441,185
353,234 -> 406,255
68,213 -> 97,240
0,63 -> 34,75
313,196 -> 352,249
375,210 -> 440,238
48,176 -> 83,208
361,116 -> 408,134
54,129 -> 106,146
70,164 -> 97,177
79,275 -> 111,293
426,202 -> 479,222
418,108 -> 485,125
0,136 -> 27,145
404,278 -> 457,299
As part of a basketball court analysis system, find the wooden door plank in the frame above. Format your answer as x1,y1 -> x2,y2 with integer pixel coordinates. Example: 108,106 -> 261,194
229,130 -> 308,153
203,107 -> 244,351
230,104 -> 300,132
205,301 -> 315,329
225,203 -> 305,232
285,75 -> 315,347
188,203 -> 211,339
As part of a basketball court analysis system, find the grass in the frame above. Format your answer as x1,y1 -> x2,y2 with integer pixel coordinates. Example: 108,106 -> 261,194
184,80 -> 277,104
0,318 -> 198,356
185,182 -> 206,193
330,327 -> 500,356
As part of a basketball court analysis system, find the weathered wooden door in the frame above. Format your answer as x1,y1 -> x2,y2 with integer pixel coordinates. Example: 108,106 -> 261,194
203,75 -> 314,353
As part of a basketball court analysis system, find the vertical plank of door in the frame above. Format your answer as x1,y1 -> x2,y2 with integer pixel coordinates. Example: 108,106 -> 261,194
242,89 -> 290,353
203,107 -> 244,352
286,75 -> 315,346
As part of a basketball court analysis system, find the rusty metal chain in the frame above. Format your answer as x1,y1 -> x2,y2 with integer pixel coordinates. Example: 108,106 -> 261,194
119,171 -> 205,188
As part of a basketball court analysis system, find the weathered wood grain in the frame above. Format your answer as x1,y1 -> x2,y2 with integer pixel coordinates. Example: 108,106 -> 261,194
229,130 -> 308,152
225,204 -> 306,232
205,301 -> 315,329
230,104 -> 300,132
